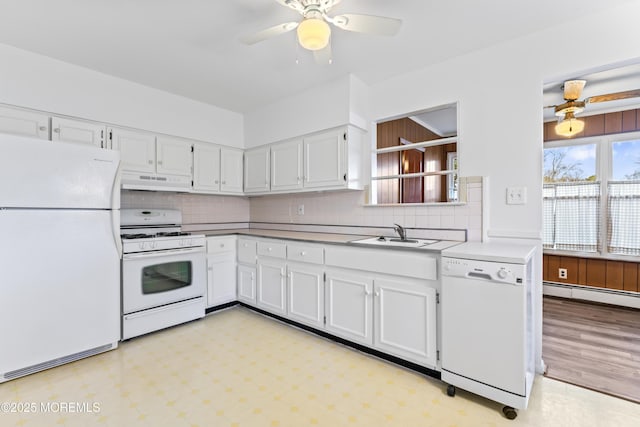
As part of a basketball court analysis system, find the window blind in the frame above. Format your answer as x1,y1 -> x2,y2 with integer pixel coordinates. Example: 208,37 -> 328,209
607,181 -> 640,255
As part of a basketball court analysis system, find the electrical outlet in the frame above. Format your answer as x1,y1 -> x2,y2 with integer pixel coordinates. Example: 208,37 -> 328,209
297,204 -> 304,215
558,268 -> 568,279
506,186 -> 527,205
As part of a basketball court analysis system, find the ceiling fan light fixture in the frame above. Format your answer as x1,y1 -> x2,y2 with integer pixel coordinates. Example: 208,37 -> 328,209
297,18 -> 330,51
555,112 -> 585,137
563,79 -> 586,101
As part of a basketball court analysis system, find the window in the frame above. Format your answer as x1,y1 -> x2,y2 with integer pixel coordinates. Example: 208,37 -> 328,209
372,104 -> 458,205
608,139 -> 640,255
543,133 -> 640,257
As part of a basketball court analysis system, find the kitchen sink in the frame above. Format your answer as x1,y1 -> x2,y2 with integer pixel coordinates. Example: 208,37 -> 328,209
349,236 -> 439,248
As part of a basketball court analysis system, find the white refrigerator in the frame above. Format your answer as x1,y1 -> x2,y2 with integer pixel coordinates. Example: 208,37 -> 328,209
0,134 -> 121,382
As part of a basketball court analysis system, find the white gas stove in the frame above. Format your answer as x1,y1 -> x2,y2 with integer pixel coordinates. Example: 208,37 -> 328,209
120,209 -> 206,340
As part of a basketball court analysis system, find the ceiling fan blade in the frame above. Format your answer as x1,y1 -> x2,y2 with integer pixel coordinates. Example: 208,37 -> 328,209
586,89 -> 640,104
331,13 -> 402,36
274,0 -> 304,13
313,43 -> 332,65
239,22 -> 299,45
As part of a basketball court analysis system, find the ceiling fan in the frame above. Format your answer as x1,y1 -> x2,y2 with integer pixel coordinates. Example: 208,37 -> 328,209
545,79 -> 640,137
239,0 -> 402,63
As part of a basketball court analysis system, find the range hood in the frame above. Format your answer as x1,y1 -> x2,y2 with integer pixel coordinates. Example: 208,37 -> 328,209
121,171 -> 192,192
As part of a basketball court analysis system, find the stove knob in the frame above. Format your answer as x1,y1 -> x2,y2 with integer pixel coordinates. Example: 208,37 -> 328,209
139,242 -> 145,250
150,241 -> 156,249
497,268 -> 508,279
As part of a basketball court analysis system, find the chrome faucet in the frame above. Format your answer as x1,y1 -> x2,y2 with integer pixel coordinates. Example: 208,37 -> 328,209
393,223 -> 407,241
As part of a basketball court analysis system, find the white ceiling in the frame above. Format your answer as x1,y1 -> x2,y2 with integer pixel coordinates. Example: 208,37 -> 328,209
0,0 -> 637,113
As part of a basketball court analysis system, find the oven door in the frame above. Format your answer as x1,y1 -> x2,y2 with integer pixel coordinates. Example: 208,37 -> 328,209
122,247 -> 206,314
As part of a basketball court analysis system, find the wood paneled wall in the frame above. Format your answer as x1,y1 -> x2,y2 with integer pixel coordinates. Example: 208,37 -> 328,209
544,254 -> 639,293
376,118 -> 456,203
544,108 -> 640,141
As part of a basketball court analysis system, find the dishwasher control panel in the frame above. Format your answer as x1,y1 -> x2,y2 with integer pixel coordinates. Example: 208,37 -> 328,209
441,257 -> 521,285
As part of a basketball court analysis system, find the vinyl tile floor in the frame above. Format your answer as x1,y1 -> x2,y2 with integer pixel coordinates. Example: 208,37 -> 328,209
1,306 -> 639,427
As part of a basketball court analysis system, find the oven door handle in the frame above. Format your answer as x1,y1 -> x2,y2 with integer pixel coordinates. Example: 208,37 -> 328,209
123,247 -> 205,259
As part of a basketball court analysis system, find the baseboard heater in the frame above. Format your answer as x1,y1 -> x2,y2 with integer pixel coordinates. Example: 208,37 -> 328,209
543,281 -> 640,309
3,344 -> 115,381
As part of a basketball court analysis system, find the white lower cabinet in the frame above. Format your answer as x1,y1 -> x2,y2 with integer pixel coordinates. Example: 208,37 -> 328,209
374,277 -> 438,368
287,262 -> 324,328
206,237 -> 237,308
325,269 -> 374,346
237,264 -> 257,305
257,258 -> 287,315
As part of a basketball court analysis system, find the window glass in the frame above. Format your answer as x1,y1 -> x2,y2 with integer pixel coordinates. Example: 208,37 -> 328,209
543,144 -> 597,182
612,139 -> 640,180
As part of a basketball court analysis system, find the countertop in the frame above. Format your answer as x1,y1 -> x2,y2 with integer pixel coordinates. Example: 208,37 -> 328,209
441,241 -> 537,264
192,228 -> 462,252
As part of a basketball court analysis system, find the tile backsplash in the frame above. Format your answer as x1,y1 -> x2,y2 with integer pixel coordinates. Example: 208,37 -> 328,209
121,191 -> 250,225
122,180 -> 483,241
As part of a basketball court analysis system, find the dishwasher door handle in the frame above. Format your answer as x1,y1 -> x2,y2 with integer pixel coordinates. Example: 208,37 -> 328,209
467,272 -> 494,281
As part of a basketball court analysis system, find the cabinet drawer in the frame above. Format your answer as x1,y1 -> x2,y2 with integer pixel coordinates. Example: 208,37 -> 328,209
257,240 -> 286,259
207,236 -> 236,254
238,238 -> 257,264
287,244 -> 324,264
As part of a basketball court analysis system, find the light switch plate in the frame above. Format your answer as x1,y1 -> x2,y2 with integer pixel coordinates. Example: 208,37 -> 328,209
506,187 -> 527,205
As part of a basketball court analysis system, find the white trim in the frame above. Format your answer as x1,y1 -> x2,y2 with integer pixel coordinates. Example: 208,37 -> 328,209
375,135 -> 458,154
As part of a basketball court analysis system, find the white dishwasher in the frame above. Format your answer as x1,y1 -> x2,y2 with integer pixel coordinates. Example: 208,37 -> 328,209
440,242 -> 536,420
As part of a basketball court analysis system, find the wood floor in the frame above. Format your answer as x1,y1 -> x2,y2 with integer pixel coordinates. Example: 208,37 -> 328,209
542,296 -> 640,403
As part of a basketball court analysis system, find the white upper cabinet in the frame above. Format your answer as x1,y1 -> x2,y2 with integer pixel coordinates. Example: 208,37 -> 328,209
247,125 -> 364,195
244,146 -> 270,193
193,144 -> 243,194
0,106 -> 49,139
304,129 -> 345,189
270,139 -> 303,192
220,148 -> 244,193
109,127 -> 156,173
156,135 -> 192,177
193,142 -> 221,192
51,117 -> 106,149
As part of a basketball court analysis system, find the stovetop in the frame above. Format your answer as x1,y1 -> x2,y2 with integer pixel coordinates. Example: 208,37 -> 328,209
121,231 -> 192,240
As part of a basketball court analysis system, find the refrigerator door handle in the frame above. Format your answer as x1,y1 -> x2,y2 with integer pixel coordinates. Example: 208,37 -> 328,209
111,160 -> 123,258
112,210 -> 122,258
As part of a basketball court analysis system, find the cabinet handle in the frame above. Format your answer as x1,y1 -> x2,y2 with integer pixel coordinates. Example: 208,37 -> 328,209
300,251 -> 306,256
208,267 -> 213,271
268,247 -> 272,252
222,180 -> 226,184
157,160 -> 163,165
148,160 -> 153,165
53,128 -> 60,133
374,291 -> 380,297
39,126 -> 47,131
364,290 -> 372,296
220,243 -> 225,248
287,273 -> 292,279
215,180 -> 219,184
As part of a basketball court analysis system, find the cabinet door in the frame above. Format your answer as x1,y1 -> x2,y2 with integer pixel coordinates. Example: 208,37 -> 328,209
193,142 -> 221,192
304,129 -> 346,188
110,127 -> 156,173
287,263 -> 324,328
156,136 -> 192,177
270,139 -> 303,191
325,269 -> 373,346
0,106 -> 49,139
237,264 -> 257,305
51,117 -> 106,149
374,278 -> 438,368
257,258 -> 287,315
207,251 -> 237,307
220,148 -> 244,193
244,147 -> 270,193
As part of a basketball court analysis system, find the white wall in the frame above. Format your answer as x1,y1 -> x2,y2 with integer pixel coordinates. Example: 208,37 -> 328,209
0,43 -> 244,147
243,75 -> 352,148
